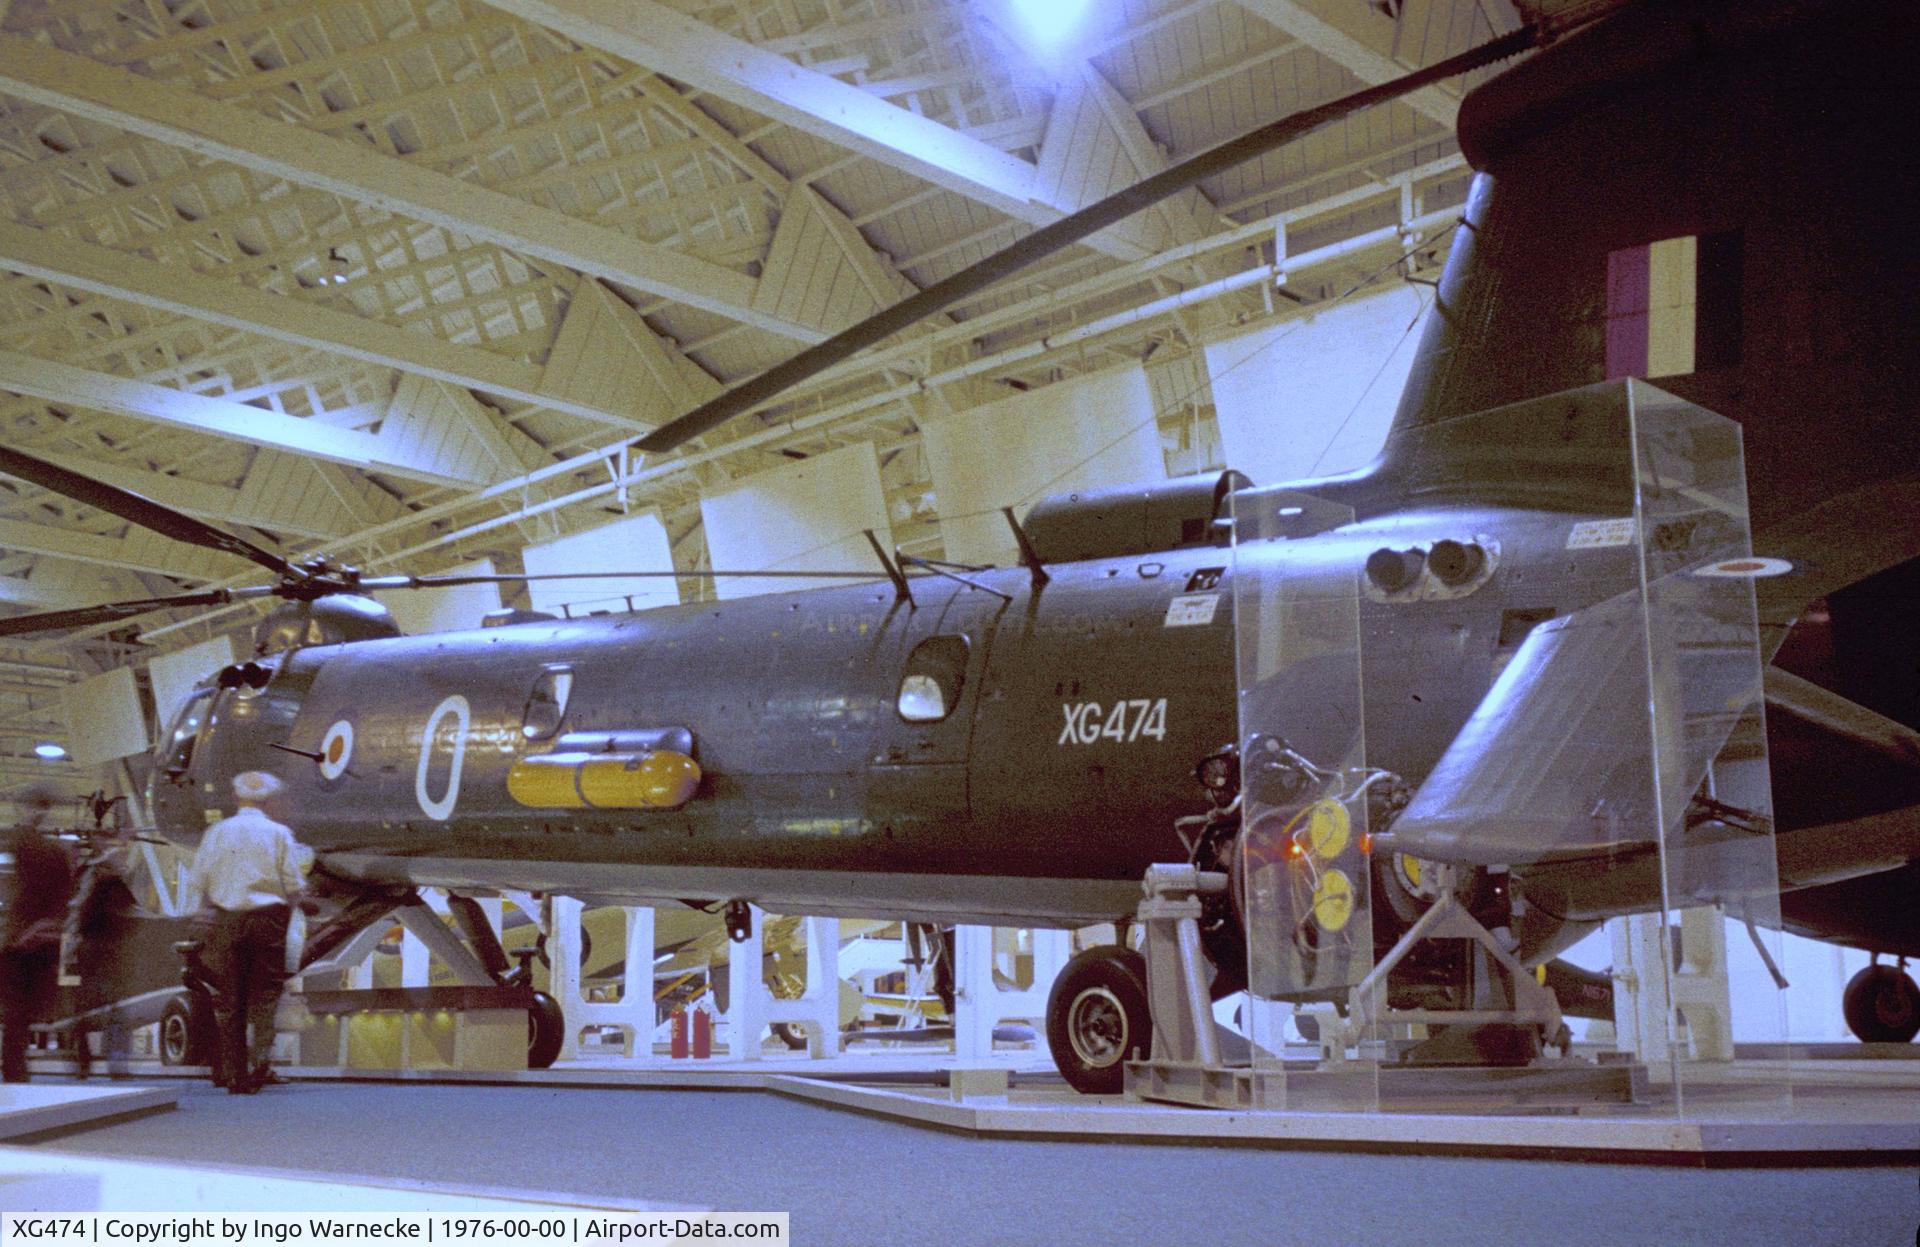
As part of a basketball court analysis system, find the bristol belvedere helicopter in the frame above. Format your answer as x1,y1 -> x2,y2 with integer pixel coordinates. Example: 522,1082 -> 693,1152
2,0 -> 1916,1091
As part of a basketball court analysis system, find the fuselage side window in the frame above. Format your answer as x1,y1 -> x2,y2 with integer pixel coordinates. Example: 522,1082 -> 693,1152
522,666 -> 575,740
161,691 -> 215,777
897,635 -> 969,723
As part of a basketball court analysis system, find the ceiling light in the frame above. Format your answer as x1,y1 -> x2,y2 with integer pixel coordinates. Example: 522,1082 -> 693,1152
985,0 -> 1112,72
33,741 -> 68,761
1008,0 -> 1095,48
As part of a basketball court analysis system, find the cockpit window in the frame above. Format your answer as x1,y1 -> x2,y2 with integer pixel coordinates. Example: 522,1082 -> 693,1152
162,691 -> 214,777
897,636 -> 969,723
521,666 -> 574,740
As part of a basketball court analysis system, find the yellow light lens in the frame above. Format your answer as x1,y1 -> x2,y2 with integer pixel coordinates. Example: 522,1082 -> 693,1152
1311,868 -> 1356,933
1305,799 -> 1351,859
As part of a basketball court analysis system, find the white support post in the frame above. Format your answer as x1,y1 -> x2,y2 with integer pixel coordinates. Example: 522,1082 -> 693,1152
726,904 -> 766,1061
763,916 -> 842,1058
396,893 -> 493,986
552,895 -> 585,1061
1031,928 -> 1070,1015
1244,997 -> 1291,1057
622,906 -> 654,1027
952,925 -> 997,1061
1674,907 -> 1736,1062
984,929 -> 1067,1035
400,928 -> 429,989
1611,909 -> 1735,1065
545,899 -> 658,1061
1609,914 -> 1667,1064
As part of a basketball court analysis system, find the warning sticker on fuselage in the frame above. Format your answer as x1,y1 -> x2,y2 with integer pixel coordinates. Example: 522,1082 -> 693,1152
1164,593 -> 1220,627
1566,518 -> 1637,549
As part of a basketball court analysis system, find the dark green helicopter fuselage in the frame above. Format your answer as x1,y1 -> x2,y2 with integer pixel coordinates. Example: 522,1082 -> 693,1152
149,486 -> 1634,943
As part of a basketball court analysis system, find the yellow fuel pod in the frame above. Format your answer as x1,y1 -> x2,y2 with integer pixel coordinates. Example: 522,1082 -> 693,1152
507,750 -> 701,810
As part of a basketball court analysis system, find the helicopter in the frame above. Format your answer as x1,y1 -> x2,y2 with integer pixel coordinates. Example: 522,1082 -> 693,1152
1,0 -> 1916,1092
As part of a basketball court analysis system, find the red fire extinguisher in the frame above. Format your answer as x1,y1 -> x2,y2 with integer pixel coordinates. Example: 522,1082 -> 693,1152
692,1007 -> 712,1059
670,1009 -> 689,1059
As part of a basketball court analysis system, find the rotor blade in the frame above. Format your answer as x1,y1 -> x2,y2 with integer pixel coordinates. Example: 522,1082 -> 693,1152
0,590 -> 239,638
635,25 -> 1540,454
358,569 -> 876,590
0,446 -> 298,579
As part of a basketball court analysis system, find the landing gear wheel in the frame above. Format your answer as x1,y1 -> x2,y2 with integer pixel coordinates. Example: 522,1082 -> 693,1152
771,1022 -> 809,1051
159,991 -> 213,1067
1843,964 -> 1920,1043
527,991 -> 565,1068
1373,853 -> 1492,928
1046,946 -> 1150,1095
1375,850 -> 1438,927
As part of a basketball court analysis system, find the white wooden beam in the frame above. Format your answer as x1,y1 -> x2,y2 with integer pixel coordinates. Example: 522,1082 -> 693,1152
0,218 -> 660,433
0,573 -> 80,610
1235,0 -> 1458,128
476,0 -> 1159,260
0,35 -> 824,343
25,449 -> 362,540
1036,64 -> 1218,254
0,348 -> 486,488
0,517 -> 235,580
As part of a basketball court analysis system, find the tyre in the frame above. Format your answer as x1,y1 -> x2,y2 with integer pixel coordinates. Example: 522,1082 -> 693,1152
770,1022 -> 809,1051
1374,850 -> 1437,928
1045,946 -> 1150,1095
527,991 -> 565,1068
1842,964 -> 1920,1044
159,992 -> 213,1067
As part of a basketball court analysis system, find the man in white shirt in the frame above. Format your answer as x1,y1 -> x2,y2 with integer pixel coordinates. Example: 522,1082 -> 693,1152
184,771 -> 311,1093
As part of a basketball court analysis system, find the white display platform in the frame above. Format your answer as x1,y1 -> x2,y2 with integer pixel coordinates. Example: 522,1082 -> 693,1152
0,1146 -> 689,1212
0,1084 -> 176,1142
58,1050 -> 1917,1163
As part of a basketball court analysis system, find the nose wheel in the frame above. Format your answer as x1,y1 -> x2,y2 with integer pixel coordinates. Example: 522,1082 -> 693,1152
1045,946 -> 1150,1095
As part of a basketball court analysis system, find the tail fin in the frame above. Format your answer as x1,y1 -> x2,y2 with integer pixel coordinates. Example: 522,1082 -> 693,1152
1374,0 -> 1920,563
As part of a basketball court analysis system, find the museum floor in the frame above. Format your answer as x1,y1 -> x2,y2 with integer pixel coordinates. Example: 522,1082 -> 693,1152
4,1079 -> 1915,1246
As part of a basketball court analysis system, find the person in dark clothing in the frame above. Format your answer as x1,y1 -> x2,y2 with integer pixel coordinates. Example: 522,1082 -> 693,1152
1,782 -> 74,1083
69,816 -> 141,1078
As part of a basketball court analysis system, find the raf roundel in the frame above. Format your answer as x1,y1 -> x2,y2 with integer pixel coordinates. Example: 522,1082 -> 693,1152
1694,556 -> 1794,578
319,719 -> 355,781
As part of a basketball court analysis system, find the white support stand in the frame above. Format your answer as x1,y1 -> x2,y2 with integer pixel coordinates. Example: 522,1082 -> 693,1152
762,916 -> 842,1058
1241,997 -> 1291,1060
1674,907 -> 1736,1062
726,903 -> 766,1061
952,925 -> 995,1061
997,929 -> 1069,1044
954,927 -> 1069,1060
551,898 -> 655,1061
400,924 -> 429,989
395,893 -> 492,985
1610,908 -> 1734,1065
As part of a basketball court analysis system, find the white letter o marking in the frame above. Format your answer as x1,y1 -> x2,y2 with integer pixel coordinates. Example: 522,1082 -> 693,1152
415,694 -> 471,822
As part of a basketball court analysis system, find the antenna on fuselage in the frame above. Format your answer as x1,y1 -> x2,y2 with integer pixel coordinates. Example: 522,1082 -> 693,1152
864,529 -> 913,607
1001,507 -> 1051,590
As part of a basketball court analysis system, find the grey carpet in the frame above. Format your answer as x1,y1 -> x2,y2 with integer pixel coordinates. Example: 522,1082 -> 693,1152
23,1083 -> 1919,1247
